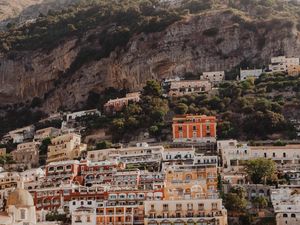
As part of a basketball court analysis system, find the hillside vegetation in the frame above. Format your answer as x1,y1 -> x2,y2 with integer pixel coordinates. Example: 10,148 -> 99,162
1,0 -> 300,140
76,73 -> 300,142
1,0 -> 300,53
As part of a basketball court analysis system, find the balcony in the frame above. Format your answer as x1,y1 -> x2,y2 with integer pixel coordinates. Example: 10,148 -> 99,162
145,213 -> 223,219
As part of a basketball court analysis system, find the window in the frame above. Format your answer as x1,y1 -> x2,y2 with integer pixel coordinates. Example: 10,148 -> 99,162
198,203 -> 204,210
176,204 -> 182,210
163,204 -> 168,210
20,209 -> 26,220
187,203 -> 193,210
264,153 -> 267,158
212,203 -> 218,210
273,153 -> 276,157
283,152 -> 286,158
87,216 -> 91,222
186,174 -> 192,181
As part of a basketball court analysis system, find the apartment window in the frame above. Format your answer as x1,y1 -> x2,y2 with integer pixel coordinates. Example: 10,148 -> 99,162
264,153 -> 267,158
163,204 -> 168,210
273,153 -> 276,157
283,152 -> 286,158
176,212 -> 181,218
212,203 -> 218,210
87,216 -> 91,222
178,126 -> 183,131
176,204 -> 182,210
186,174 -> 192,181
151,204 -> 155,210
20,209 -> 26,220
75,216 -> 81,222
198,203 -> 204,210
193,125 -> 197,131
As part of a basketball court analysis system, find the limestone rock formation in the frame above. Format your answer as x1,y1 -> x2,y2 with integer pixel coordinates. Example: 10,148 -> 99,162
0,9 -> 299,113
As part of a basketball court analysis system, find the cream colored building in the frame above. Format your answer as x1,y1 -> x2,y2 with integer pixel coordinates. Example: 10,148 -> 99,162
7,125 -> 35,144
34,127 -> 60,141
144,164 -> 227,225
87,143 -> 163,169
0,172 -> 20,190
144,198 -> 228,225
201,71 -> 225,84
11,141 -> 40,168
164,164 -> 218,200
104,92 -> 140,113
169,80 -> 212,96
250,145 -> 300,165
240,69 -> 263,80
271,188 -> 300,225
66,109 -> 101,122
71,206 -> 96,225
269,56 -> 300,73
0,184 -> 37,225
218,140 -> 249,171
47,133 -> 87,163
218,140 -> 300,171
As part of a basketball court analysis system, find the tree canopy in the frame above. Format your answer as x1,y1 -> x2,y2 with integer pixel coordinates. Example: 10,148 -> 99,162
244,158 -> 276,184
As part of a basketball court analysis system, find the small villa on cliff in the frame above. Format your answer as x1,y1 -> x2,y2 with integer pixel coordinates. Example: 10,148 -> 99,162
168,80 -> 212,97
104,92 -> 141,114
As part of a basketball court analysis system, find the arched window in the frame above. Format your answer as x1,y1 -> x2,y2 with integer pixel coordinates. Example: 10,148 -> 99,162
291,214 -> 296,218
186,174 -> 192,181
283,213 -> 288,218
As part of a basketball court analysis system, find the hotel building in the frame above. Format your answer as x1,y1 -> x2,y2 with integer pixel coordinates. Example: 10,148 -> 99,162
269,56 -> 300,73
271,188 -> 300,225
169,80 -> 212,97
47,133 -> 87,163
172,115 -> 217,143
201,71 -> 225,84
11,141 -> 40,168
144,164 -> 227,225
104,92 -> 140,114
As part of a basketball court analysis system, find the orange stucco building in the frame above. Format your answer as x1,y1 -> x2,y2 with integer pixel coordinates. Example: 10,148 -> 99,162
172,115 -> 217,143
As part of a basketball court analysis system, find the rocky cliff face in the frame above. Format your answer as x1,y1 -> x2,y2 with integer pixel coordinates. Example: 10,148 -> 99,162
0,0 -> 43,22
0,0 -> 79,27
0,9 -> 299,113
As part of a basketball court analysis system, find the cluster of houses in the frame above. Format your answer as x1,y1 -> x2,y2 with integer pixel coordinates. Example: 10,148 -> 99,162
0,114 -> 227,225
0,113 -> 299,225
0,55 -> 300,225
240,56 -> 300,80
